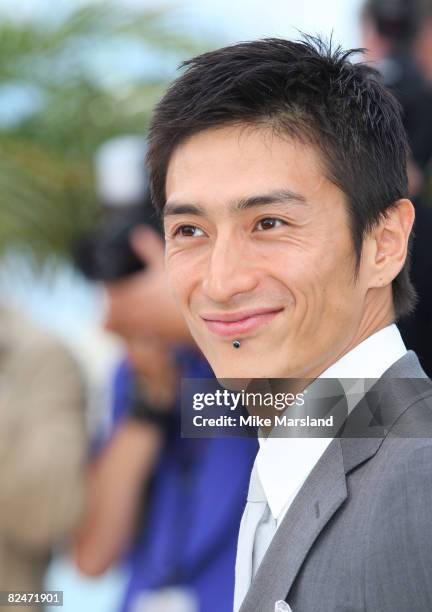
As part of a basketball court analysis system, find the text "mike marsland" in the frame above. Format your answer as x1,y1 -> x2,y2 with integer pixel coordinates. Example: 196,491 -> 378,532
193,414 -> 334,428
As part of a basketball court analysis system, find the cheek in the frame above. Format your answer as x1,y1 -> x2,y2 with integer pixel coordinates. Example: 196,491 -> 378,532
279,237 -> 357,315
166,248 -> 202,307
166,263 -> 187,304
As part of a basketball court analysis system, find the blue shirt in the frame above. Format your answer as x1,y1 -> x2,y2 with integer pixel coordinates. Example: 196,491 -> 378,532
108,348 -> 257,612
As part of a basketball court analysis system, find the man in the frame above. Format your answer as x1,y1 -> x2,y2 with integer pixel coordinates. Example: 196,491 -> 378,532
73,137 -> 257,612
0,304 -> 86,612
146,36 -> 432,611
75,227 -> 257,612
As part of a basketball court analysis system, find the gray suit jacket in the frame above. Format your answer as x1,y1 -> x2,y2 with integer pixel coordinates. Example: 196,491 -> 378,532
239,351 -> 432,612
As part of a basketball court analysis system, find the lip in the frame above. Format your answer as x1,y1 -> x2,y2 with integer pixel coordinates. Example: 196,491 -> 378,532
201,307 -> 283,337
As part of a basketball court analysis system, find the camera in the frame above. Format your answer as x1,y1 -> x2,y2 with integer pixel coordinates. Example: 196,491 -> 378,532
73,197 -> 160,282
73,136 -> 161,282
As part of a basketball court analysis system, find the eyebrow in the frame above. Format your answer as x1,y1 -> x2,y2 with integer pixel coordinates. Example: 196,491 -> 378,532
164,189 -> 307,217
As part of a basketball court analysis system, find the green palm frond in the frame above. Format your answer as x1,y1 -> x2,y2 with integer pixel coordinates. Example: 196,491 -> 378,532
0,1 -> 207,267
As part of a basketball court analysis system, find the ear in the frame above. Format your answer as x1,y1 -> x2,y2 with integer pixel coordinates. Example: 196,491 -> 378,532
367,199 -> 415,289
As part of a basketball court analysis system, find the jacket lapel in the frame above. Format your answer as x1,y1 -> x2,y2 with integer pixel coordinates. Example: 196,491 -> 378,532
239,437 -> 344,611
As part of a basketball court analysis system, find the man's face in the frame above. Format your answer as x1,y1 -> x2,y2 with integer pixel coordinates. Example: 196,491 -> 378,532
164,125 -> 372,378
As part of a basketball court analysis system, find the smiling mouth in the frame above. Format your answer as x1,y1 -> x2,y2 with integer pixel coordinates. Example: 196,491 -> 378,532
201,308 -> 284,337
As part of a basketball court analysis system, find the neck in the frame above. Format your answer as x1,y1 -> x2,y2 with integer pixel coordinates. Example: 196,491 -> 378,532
302,293 -> 395,380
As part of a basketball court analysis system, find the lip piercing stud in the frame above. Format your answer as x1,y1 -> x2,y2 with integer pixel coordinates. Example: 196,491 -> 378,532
233,340 -> 241,349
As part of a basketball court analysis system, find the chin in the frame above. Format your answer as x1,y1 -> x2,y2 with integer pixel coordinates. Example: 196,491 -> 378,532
210,356 -> 280,380
198,334 -> 287,378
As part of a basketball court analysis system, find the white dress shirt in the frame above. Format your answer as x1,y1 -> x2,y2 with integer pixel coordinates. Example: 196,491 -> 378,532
255,323 -> 407,527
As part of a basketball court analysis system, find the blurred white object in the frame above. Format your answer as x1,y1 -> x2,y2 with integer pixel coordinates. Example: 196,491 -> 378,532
45,553 -> 127,612
274,601 -> 292,611
131,587 -> 198,612
95,135 -> 148,206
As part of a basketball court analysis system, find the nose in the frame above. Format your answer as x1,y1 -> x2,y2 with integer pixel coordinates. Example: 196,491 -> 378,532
202,232 -> 259,303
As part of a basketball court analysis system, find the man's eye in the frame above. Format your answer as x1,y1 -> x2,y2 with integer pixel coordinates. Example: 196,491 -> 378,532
256,218 -> 285,231
173,224 -> 205,237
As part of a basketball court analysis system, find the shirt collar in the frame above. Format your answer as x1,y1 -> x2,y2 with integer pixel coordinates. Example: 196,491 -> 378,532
319,323 -> 406,379
256,324 -> 407,519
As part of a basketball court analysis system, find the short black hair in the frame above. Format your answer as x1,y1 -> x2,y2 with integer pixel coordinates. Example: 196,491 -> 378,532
147,35 -> 416,318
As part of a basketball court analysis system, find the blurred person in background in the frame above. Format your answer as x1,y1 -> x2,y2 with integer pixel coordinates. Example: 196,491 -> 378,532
73,137 -> 257,612
361,0 -> 432,377
361,0 -> 432,180
413,0 -> 432,83
0,304 -> 86,612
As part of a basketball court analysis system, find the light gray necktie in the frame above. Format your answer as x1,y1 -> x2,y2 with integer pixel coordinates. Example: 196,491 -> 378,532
234,461 -> 278,611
